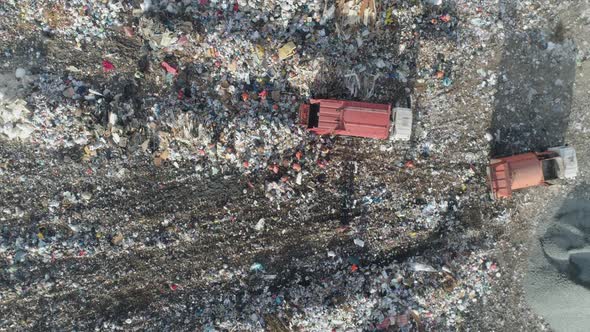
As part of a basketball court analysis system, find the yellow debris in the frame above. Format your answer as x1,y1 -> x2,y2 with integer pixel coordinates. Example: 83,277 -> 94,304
228,60 -> 238,73
385,8 -> 394,25
83,145 -> 96,160
208,47 -> 216,58
254,44 -> 265,60
160,149 -> 170,160
278,42 -> 296,60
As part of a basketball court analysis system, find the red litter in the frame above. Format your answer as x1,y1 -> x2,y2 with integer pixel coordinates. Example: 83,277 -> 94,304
177,35 -> 189,46
440,14 -> 452,22
396,313 -> 409,327
102,60 -> 115,72
123,26 -> 134,37
269,164 -> 279,174
161,61 -> 178,75
376,317 -> 391,330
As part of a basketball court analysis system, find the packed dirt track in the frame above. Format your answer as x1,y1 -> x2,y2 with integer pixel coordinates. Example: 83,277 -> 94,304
0,137 -> 491,330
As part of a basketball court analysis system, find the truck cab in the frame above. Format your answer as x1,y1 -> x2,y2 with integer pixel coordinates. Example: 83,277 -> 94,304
392,107 -> 412,141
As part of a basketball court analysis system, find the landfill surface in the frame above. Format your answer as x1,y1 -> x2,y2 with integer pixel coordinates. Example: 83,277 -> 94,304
0,0 -> 589,331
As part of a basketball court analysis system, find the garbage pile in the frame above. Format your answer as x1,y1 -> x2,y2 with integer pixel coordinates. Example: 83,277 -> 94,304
286,250 -> 499,331
168,243 -> 500,330
2,0 -> 470,193
2,1 -> 468,169
0,0 -> 566,330
0,71 -> 36,140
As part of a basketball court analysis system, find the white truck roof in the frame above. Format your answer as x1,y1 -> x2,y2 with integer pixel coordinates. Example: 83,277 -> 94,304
392,107 -> 412,141
549,146 -> 578,179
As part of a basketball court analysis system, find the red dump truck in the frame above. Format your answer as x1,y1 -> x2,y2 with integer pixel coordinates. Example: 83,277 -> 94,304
299,99 -> 412,140
487,146 -> 578,199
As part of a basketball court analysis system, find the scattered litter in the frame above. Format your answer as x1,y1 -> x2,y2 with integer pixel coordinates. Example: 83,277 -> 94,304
15,68 -> 26,79
161,61 -> 178,75
278,42 -> 296,60
250,263 -> 264,272
0,0 -> 572,330
254,218 -> 265,231
102,60 -> 115,72
410,262 -> 437,273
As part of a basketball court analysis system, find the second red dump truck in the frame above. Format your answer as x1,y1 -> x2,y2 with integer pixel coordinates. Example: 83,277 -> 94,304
487,146 -> 578,199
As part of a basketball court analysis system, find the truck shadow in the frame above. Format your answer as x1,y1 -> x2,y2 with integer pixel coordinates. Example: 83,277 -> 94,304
489,7 -> 576,156
540,184 -> 590,289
